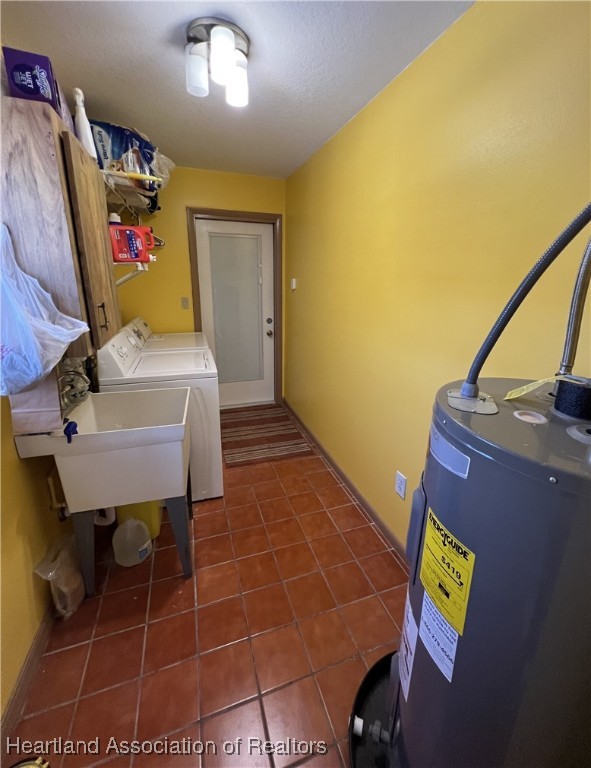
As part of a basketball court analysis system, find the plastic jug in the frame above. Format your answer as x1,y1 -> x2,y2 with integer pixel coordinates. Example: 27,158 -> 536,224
112,519 -> 152,567
109,224 -> 157,263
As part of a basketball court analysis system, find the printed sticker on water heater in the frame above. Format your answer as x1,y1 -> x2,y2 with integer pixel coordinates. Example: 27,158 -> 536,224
419,508 -> 475,635
419,591 -> 458,682
399,590 -> 418,701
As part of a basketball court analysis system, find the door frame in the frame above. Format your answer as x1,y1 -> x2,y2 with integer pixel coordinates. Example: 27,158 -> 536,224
187,207 -> 283,406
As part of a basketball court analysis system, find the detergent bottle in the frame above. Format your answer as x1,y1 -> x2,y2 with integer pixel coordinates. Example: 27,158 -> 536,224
108,214 -> 159,263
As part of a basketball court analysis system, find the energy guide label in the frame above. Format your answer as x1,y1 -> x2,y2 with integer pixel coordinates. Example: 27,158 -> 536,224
419,508 -> 475,635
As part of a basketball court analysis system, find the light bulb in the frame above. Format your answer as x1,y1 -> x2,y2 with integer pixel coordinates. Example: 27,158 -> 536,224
225,50 -> 248,108
185,42 -> 208,97
210,25 -> 235,86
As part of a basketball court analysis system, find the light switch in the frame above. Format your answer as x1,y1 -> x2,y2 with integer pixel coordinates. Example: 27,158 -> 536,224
181,297 -> 190,310
290,278 -> 297,290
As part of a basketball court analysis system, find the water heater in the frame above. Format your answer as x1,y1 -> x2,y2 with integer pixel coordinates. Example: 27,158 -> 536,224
350,203 -> 591,768
396,376 -> 590,767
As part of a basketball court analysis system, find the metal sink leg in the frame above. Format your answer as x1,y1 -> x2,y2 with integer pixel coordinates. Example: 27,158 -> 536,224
166,477 -> 193,578
72,510 -> 95,596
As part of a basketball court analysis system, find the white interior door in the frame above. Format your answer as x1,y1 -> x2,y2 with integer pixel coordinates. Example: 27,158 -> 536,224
195,219 -> 275,407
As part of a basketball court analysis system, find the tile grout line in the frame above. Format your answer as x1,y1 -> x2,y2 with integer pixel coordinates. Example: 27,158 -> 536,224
191,512 -> 202,741
60,557 -> 108,768
195,485 -> 272,764
129,533 -> 157,766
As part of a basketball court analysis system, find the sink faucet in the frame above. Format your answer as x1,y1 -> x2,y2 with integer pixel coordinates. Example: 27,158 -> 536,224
58,370 -> 91,410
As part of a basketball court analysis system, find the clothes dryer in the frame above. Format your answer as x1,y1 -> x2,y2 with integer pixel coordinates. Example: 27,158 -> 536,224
97,330 -> 223,501
128,316 -> 209,352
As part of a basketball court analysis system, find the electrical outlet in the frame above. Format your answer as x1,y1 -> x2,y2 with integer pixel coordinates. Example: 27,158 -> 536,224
395,471 -> 407,499
181,296 -> 190,310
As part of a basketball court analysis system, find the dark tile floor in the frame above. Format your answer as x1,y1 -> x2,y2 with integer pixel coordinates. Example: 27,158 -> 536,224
7,455 -> 407,768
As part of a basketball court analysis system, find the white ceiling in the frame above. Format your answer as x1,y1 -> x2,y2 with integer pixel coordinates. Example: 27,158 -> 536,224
2,1 -> 472,178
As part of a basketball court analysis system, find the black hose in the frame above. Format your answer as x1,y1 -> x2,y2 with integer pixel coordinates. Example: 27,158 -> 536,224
461,203 -> 591,398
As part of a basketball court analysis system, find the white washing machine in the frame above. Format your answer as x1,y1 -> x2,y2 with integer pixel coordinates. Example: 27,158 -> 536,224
97,329 -> 223,501
128,316 -> 209,352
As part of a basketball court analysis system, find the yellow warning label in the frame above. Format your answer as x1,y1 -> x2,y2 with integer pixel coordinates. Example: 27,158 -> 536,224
419,508 -> 475,635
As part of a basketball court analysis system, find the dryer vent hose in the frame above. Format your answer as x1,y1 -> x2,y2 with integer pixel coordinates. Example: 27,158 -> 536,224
461,203 -> 591,398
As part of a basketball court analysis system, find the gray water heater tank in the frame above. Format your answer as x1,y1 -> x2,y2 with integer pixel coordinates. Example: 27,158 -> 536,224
395,377 -> 591,768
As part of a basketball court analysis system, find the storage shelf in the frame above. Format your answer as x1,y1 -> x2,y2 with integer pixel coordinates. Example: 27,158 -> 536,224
114,263 -> 149,287
103,171 -> 153,218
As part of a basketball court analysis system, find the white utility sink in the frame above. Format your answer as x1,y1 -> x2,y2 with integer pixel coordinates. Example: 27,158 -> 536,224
15,388 -> 191,513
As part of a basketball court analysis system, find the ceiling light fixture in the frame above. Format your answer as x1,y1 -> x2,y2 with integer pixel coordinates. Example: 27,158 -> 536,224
186,18 -> 250,108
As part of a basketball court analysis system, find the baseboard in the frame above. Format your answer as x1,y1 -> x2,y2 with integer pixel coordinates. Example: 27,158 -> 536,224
1,608 -> 53,739
283,400 -> 409,572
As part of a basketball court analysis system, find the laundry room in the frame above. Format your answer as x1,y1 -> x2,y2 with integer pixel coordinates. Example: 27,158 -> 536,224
1,2 -> 590,767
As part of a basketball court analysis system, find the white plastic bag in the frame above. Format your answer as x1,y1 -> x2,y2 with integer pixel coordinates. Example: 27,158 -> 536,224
35,536 -> 85,619
0,224 -> 89,395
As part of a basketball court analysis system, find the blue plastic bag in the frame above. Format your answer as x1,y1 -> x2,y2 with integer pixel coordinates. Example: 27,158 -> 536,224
0,224 -> 88,395
90,120 -> 157,189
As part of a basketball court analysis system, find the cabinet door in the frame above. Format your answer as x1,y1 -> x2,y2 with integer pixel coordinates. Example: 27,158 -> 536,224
62,131 -> 121,348
1,98 -> 91,358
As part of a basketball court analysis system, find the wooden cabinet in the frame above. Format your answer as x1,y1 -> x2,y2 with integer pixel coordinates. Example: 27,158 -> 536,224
2,97 -> 91,357
1,97 -> 121,353
2,97 -> 122,431
63,132 -> 121,349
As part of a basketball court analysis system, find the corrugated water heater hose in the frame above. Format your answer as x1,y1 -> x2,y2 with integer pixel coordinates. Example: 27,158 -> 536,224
461,202 -> 591,398
558,238 -> 591,375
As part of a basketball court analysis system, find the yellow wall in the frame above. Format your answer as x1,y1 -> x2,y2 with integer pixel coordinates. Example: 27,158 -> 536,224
0,398 -> 65,714
117,168 -> 285,332
284,1 -> 590,545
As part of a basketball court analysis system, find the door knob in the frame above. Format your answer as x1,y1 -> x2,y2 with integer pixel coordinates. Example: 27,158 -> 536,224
266,330 -> 273,337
